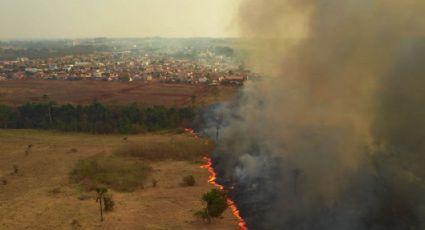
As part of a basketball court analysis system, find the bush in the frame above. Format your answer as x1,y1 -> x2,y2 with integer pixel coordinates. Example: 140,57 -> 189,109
68,148 -> 78,153
47,187 -> 62,195
152,179 -> 158,188
103,193 -> 114,212
181,175 -> 196,187
70,219 -> 81,229
195,189 -> 228,223
70,155 -> 151,192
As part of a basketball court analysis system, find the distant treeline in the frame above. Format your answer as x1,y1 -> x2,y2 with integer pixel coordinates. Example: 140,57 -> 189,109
0,45 -> 112,60
0,102 -> 195,133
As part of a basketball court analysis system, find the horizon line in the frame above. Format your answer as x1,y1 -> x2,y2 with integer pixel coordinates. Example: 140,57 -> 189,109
0,36 -> 243,42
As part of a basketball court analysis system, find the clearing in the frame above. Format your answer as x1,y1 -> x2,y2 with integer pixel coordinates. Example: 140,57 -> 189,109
0,80 -> 237,107
0,129 -> 239,230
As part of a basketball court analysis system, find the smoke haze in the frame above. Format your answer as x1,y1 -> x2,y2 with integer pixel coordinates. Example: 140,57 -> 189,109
207,0 -> 425,229
0,0 -> 242,39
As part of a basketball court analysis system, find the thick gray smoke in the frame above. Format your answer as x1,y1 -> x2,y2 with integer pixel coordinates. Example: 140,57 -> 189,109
204,1 -> 425,229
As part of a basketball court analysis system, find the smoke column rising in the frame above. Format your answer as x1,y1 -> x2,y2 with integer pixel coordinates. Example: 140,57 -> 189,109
207,0 -> 425,229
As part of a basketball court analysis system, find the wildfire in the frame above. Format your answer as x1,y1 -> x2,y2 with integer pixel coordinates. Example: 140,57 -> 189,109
201,156 -> 249,230
184,128 -> 199,138
184,128 -> 248,230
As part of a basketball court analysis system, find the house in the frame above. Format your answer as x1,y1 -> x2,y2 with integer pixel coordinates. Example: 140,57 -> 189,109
198,77 -> 208,84
25,68 -> 41,73
13,72 -> 26,80
223,76 -> 246,85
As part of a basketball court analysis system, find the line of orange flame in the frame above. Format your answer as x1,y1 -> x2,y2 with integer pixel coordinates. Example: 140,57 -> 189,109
184,128 -> 248,230
201,156 -> 249,230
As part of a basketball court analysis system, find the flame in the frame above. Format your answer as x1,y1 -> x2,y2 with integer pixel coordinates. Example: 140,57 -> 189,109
184,128 -> 199,139
184,128 -> 248,230
201,156 -> 249,230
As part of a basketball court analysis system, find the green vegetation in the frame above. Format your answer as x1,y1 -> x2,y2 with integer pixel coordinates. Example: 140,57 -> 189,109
0,101 -> 195,134
70,155 -> 151,192
195,189 -> 228,223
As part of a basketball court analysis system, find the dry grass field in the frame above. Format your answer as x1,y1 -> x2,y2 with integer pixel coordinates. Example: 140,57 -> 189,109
0,80 -> 237,107
0,129 -> 239,230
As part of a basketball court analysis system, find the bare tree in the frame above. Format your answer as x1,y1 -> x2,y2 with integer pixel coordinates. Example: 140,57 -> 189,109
96,187 -> 108,222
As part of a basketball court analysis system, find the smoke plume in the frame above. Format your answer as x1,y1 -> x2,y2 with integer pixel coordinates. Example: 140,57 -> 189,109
206,1 -> 425,229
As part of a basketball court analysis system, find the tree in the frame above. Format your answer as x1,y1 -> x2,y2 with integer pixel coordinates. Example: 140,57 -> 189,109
195,189 -> 228,223
96,187 -> 108,222
45,101 -> 56,127
0,101 -> 196,134
0,105 -> 15,128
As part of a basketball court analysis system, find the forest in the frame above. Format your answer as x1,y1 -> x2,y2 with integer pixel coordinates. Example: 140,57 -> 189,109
0,101 -> 195,133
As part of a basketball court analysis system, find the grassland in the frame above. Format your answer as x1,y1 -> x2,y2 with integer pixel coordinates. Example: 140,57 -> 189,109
115,135 -> 214,161
0,129 -> 238,230
70,155 -> 152,192
0,80 -> 237,107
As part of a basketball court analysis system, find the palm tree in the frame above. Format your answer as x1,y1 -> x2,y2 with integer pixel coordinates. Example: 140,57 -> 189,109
96,187 -> 108,222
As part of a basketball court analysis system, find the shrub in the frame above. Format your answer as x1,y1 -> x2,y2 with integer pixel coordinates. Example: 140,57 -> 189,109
195,189 -> 228,223
103,193 -> 115,212
152,179 -> 158,188
48,187 -> 62,195
12,165 -> 18,175
70,155 -> 151,192
70,219 -> 81,229
181,175 -> 196,187
68,148 -> 78,153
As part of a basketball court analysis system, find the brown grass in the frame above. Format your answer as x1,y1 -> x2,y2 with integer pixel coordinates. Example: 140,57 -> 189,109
70,154 -> 151,192
0,80 -> 237,107
0,129 -> 239,230
115,134 -> 214,161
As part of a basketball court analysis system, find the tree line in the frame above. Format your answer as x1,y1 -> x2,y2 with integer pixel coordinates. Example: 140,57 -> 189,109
0,101 -> 195,134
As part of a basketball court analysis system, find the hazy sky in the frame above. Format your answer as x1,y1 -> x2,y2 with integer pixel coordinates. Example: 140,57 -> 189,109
0,0 -> 242,39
